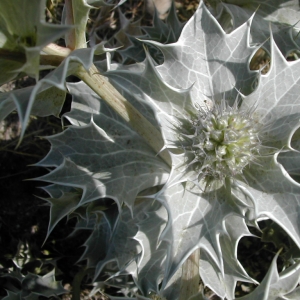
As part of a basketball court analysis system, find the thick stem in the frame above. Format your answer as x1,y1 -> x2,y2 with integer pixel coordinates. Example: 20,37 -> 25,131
64,0 -> 89,50
64,0 -> 76,50
41,43 -> 171,166
76,65 -> 171,166
179,249 -> 200,300
43,43 -> 71,57
40,54 -> 64,66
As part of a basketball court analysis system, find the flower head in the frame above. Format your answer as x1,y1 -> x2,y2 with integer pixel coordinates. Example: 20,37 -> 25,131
178,99 -> 262,190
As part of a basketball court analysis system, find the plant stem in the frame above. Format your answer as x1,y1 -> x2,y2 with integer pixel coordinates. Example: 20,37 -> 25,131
40,54 -> 64,66
43,43 -> 71,57
64,0 -> 89,49
41,43 -> 171,166
179,249 -> 200,300
76,64 -> 172,166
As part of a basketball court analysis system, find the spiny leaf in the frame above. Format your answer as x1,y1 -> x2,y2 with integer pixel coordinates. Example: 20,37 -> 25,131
133,201 -> 168,294
118,1 -> 184,64
284,287 -> 300,299
239,156 -> 300,250
2,290 -> 21,300
36,81 -> 169,211
154,165 -> 249,289
0,0 -> 70,83
92,203 -> 141,280
30,87 -> 66,117
39,191 -> 82,239
208,0 -> 300,25
218,3 -> 300,57
238,251 -> 300,300
79,214 -> 113,268
154,2 -> 257,105
200,215 -> 257,298
2,269 -> 66,299
21,269 -> 66,298
242,36 -> 300,130
0,44 -> 107,143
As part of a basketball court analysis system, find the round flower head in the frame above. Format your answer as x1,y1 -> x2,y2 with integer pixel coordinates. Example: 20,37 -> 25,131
178,98 -> 263,191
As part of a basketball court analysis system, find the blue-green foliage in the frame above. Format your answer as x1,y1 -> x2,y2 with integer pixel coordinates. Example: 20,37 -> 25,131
0,0 -> 300,299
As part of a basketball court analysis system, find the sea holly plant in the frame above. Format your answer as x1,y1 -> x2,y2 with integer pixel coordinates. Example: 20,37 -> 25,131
1,0 -> 300,299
